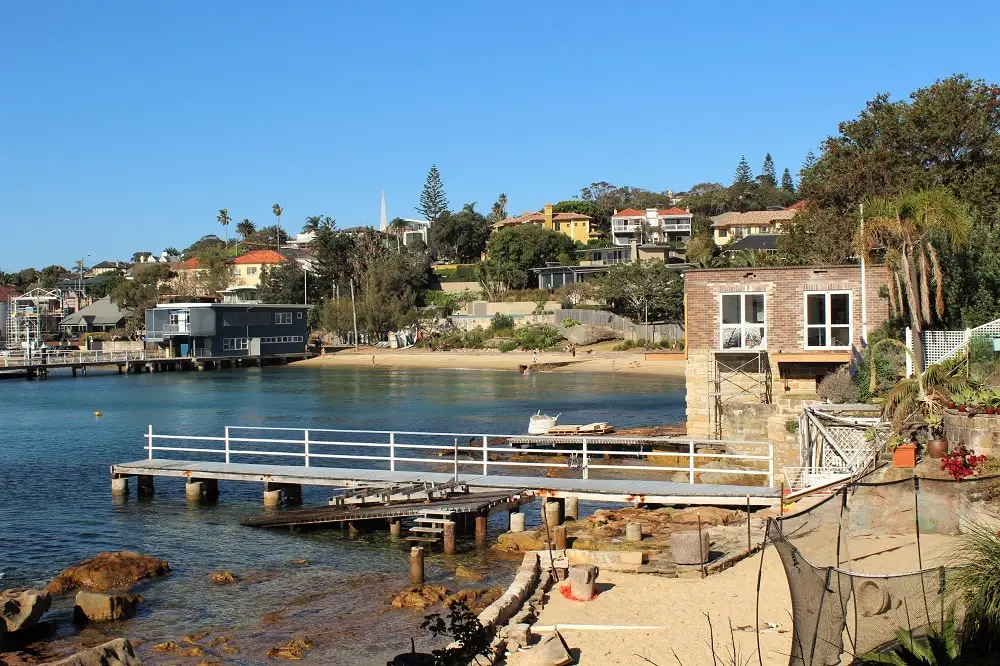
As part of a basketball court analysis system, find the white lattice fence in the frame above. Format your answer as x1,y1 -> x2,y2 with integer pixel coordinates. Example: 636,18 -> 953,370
920,317 -> 1000,367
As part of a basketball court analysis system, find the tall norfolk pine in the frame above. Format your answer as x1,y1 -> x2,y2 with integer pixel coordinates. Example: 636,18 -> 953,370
416,164 -> 449,222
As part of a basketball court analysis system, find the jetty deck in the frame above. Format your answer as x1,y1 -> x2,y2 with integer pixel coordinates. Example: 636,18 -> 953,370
111,458 -> 779,506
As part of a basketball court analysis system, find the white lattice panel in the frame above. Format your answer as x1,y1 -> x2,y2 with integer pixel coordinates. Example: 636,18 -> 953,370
922,330 -> 970,366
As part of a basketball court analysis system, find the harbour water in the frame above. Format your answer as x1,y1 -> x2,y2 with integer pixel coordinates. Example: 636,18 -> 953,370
0,365 -> 684,663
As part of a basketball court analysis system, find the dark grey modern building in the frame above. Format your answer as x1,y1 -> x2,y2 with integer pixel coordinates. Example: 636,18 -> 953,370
145,303 -> 310,358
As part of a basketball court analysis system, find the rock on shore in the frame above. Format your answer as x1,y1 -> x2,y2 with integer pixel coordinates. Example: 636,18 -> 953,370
73,592 -> 143,623
47,552 -> 170,594
47,638 -> 141,665
0,589 -> 52,634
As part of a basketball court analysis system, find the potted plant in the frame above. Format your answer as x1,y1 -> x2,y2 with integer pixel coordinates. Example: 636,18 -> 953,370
924,414 -> 948,458
985,388 -> 1000,416
890,434 -> 918,468
954,388 -> 978,413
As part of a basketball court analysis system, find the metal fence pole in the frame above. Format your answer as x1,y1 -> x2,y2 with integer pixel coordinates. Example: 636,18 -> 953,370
303,429 -> 310,468
482,435 -> 489,476
147,424 -> 153,459
224,426 -> 230,464
582,438 -> 589,480
453,437 -> 458,483
688,440 -> 695,484
389,432 -> 396,471
768,442 -> 775,487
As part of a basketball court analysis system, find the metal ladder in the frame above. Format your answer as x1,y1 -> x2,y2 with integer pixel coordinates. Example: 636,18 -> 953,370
405,508 -> 455,544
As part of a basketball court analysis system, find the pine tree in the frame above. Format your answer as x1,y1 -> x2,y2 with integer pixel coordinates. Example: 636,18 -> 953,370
801,150 -> 818,173
733,155 -> 754,185
760,153 -> 777,187
417,164 -> 450,222
781,168 -> 796,193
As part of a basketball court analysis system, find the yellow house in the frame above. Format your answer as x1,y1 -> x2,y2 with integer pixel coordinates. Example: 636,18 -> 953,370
230,249 -> 288,288
710,208 -> 800,246
491,203 -> 596,244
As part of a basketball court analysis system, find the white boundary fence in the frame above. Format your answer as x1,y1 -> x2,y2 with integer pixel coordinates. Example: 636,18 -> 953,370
1,349 -> 156,368
144,425 -> 775,488
915,316 -> 1000,370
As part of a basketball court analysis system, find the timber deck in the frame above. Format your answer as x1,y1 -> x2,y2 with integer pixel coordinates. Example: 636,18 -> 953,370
111,459 -> 781,506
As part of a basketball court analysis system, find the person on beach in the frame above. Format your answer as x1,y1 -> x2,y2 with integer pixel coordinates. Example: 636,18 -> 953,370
532,350 -> 538,366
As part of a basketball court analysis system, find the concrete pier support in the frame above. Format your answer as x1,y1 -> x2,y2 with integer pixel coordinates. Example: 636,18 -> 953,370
542,498 -> 563,528
185,480 -> 204,502
72,367 -> 77,377
410,547 -> 425,585
111,477 -> 129,497
347,521 -> 360,537
625,522 -> 643,542
263,485 -> 283,508
564,495 -> 579,521
137,475 -> 155,496
389,519 -> 401,538
509,512 -> 526,533
443,520 -> 456,555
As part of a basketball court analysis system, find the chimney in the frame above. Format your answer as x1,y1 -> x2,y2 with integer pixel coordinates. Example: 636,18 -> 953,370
543,203 -> 554,230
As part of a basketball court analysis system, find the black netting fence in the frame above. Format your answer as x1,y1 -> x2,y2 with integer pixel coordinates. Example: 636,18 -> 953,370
768,473 -> 1000,665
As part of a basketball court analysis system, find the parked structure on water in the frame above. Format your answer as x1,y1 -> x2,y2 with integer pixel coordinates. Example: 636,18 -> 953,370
145,302 -> 309,359
683,264 -> 890,465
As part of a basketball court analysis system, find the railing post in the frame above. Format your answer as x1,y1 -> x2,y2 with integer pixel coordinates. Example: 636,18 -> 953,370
582,438 -> 589,480
389,432 -> 396,471
453,438 -> 458,483
482,435 -> 489,476
688,440 -> 695,484
303,429 -> 310,467
224,426 -> 230,464
147,424 -> 154,459
768,442 -> 775,488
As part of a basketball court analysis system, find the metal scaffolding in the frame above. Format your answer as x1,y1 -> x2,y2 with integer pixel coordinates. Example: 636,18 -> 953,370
708,349 -> 772,439
5,289 -> 64,351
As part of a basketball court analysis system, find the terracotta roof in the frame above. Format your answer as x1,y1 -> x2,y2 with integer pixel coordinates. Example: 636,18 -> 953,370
231,250 -> 288,265
172,258 -> 201,270
658,207 -> 692,216
710,209 -> 799,229
613,208 -> 646,217
0,285 -> 21,301
552,212 -> 591,221
787,200 -> 808,211
613,207 -> 692,218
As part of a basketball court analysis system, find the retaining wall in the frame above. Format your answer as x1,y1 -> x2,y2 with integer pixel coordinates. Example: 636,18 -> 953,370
943,412 -> 1000,456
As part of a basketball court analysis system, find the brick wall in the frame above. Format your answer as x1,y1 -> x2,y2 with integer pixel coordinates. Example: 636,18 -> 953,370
684,265 -> 889,353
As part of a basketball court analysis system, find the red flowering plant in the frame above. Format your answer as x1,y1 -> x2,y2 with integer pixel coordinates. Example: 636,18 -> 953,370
940,446 -> 988,481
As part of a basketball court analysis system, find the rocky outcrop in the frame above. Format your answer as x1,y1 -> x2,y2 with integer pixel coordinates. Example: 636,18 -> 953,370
47,638 -> 141,666
73,591 -> 142,623
390,585 -> 448,610
562,324 -> 620,346
209,570 -> 236,585
443,586 -> 504,614
47,552 -> 169,594
0,589 -> 51,634
266,637 -> 313,660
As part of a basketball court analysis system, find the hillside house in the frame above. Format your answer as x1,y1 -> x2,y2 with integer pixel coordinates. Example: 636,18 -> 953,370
493,203 -> 597,244
610,207 -> 693,247
710,208 -> 800,247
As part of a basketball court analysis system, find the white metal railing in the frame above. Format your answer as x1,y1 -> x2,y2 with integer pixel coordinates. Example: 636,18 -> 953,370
143,426 -> 776,487
0,349 -> 155,368
162,323 -> 188,334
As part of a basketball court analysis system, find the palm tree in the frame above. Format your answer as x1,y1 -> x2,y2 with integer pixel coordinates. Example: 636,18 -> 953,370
236,218 -> 255,253
855,189 -> 972,374
389,218 -> 409,252
302,215 -> 336,233
490,193 -> 507,225
272,203 -> 283,250
217,208 -> 231,245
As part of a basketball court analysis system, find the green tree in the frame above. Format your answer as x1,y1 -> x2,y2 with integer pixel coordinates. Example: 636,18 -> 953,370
217,208 -> 231,244
389,217 -> 409,252
302,215 -> 335,233
856,189 -> 972,373
111,263 -> 174,329
489,193 -> 507,225
272,203 -> 283,250
39,265 -> 67,288
163,247 -> 180,257
596,260 -> 683,323
781,168 -> 795,193
476,258 -> 528,300
258,262 -> 318,304
485,224 -> 577,281
195,245 -> 233,295
237,218 -> 256,249
88,274 -> 127,300
416,164 -> 449,222
801,150 -> 818,174
181,235 -> 225,259
759,153 -> 777,187
733,155 -> 754,184
431,204 -> 489,262
312,227 -> 358,298
16,267 -> 39,287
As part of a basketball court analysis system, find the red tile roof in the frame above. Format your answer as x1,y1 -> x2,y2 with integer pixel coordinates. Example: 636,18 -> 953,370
172,258 -> 201,270
613,208 -> 646,217
231,250 -> 288,265
787,200 -> 808,211
552,212 -> 591,221
658,207 -> 692,216
0,285 -> 21,301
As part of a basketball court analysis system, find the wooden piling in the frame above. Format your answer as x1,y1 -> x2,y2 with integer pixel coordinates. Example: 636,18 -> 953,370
475,513 -> 487,542
554,525 -> 567,550
410,547 -> 425,585
443,520 -> 456,555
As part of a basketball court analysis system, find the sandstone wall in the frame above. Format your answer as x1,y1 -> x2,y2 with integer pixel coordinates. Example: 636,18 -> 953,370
944,412 -> 1000,456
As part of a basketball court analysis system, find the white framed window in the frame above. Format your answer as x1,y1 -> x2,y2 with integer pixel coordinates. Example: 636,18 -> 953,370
247,266 -> 257,275
222,337 -> 249,351
718,229 -> 728,238
804,291 -> 852,348
275,312 -> 292,325
297,311 -> 303,319
719,293 -> 766,349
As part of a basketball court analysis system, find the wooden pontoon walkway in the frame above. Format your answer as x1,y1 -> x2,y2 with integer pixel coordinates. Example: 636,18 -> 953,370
240,490 -> 527,529
111,459 -> 780,506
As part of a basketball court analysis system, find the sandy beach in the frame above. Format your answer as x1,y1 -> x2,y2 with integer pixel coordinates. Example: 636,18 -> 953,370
295,348 -> 686,376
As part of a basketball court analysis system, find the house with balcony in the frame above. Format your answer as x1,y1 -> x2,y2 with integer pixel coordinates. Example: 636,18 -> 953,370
532,239 -> 683,289
683,265 -> 889,440
145,302 -> 310,358
610,207 -> 693,247
710,207 -> 800,247
492,204 -> 597,244
231,250 -> 289,289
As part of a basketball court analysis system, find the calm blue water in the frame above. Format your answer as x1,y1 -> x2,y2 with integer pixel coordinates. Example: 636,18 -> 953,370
0,365 -> 683,662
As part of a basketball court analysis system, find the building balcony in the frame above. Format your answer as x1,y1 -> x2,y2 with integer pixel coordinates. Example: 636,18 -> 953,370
161,323 -> 189,336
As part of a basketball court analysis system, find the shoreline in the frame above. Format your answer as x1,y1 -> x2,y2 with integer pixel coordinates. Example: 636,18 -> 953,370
294,348 -> 686,376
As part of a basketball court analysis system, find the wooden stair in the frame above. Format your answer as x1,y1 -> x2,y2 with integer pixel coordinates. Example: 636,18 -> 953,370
405,509 -> 456,544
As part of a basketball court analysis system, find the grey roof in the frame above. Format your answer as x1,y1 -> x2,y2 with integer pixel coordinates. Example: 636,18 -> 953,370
59,297 -> 130,327
726,234 -> 781,251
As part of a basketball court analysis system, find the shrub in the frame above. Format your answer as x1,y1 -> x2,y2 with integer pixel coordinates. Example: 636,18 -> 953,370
785,419 -> 799,434
818,365 -> 861,403
489,314 -> 515,333
498,340 -> 518,353
562,319 -> 580,328
853,345 -> 902,402
614,339 -> 637,351
514,325 -> 564,350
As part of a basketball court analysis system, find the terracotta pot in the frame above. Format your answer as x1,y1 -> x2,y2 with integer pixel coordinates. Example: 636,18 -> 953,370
958,405 -> 968,413
893,444 -> 918,468
947,401 -> 956,409
926,438 -> 948,459
989,408 -> 997,416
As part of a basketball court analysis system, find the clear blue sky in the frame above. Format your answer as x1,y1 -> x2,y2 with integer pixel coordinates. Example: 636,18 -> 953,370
2,1 -> 998,270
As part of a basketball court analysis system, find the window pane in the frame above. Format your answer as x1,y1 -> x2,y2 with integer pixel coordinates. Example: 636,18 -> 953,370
807,327 -> 826,347
745,326 -> 765,348
721,326 -> 742,349
830,294 -> 850,325
722,295 -> 740,324
831,326 -> 850,347
807,295 -> 826,325
745,294 -> 765,324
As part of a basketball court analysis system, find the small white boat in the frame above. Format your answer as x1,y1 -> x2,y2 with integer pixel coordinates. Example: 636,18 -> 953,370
528,410 -> 559,435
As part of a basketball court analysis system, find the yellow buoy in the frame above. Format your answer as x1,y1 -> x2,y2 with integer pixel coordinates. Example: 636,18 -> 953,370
94,411 -> 102,417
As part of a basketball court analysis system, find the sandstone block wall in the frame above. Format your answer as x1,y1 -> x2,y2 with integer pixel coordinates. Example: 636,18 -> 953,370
944,412 -> 1000,456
